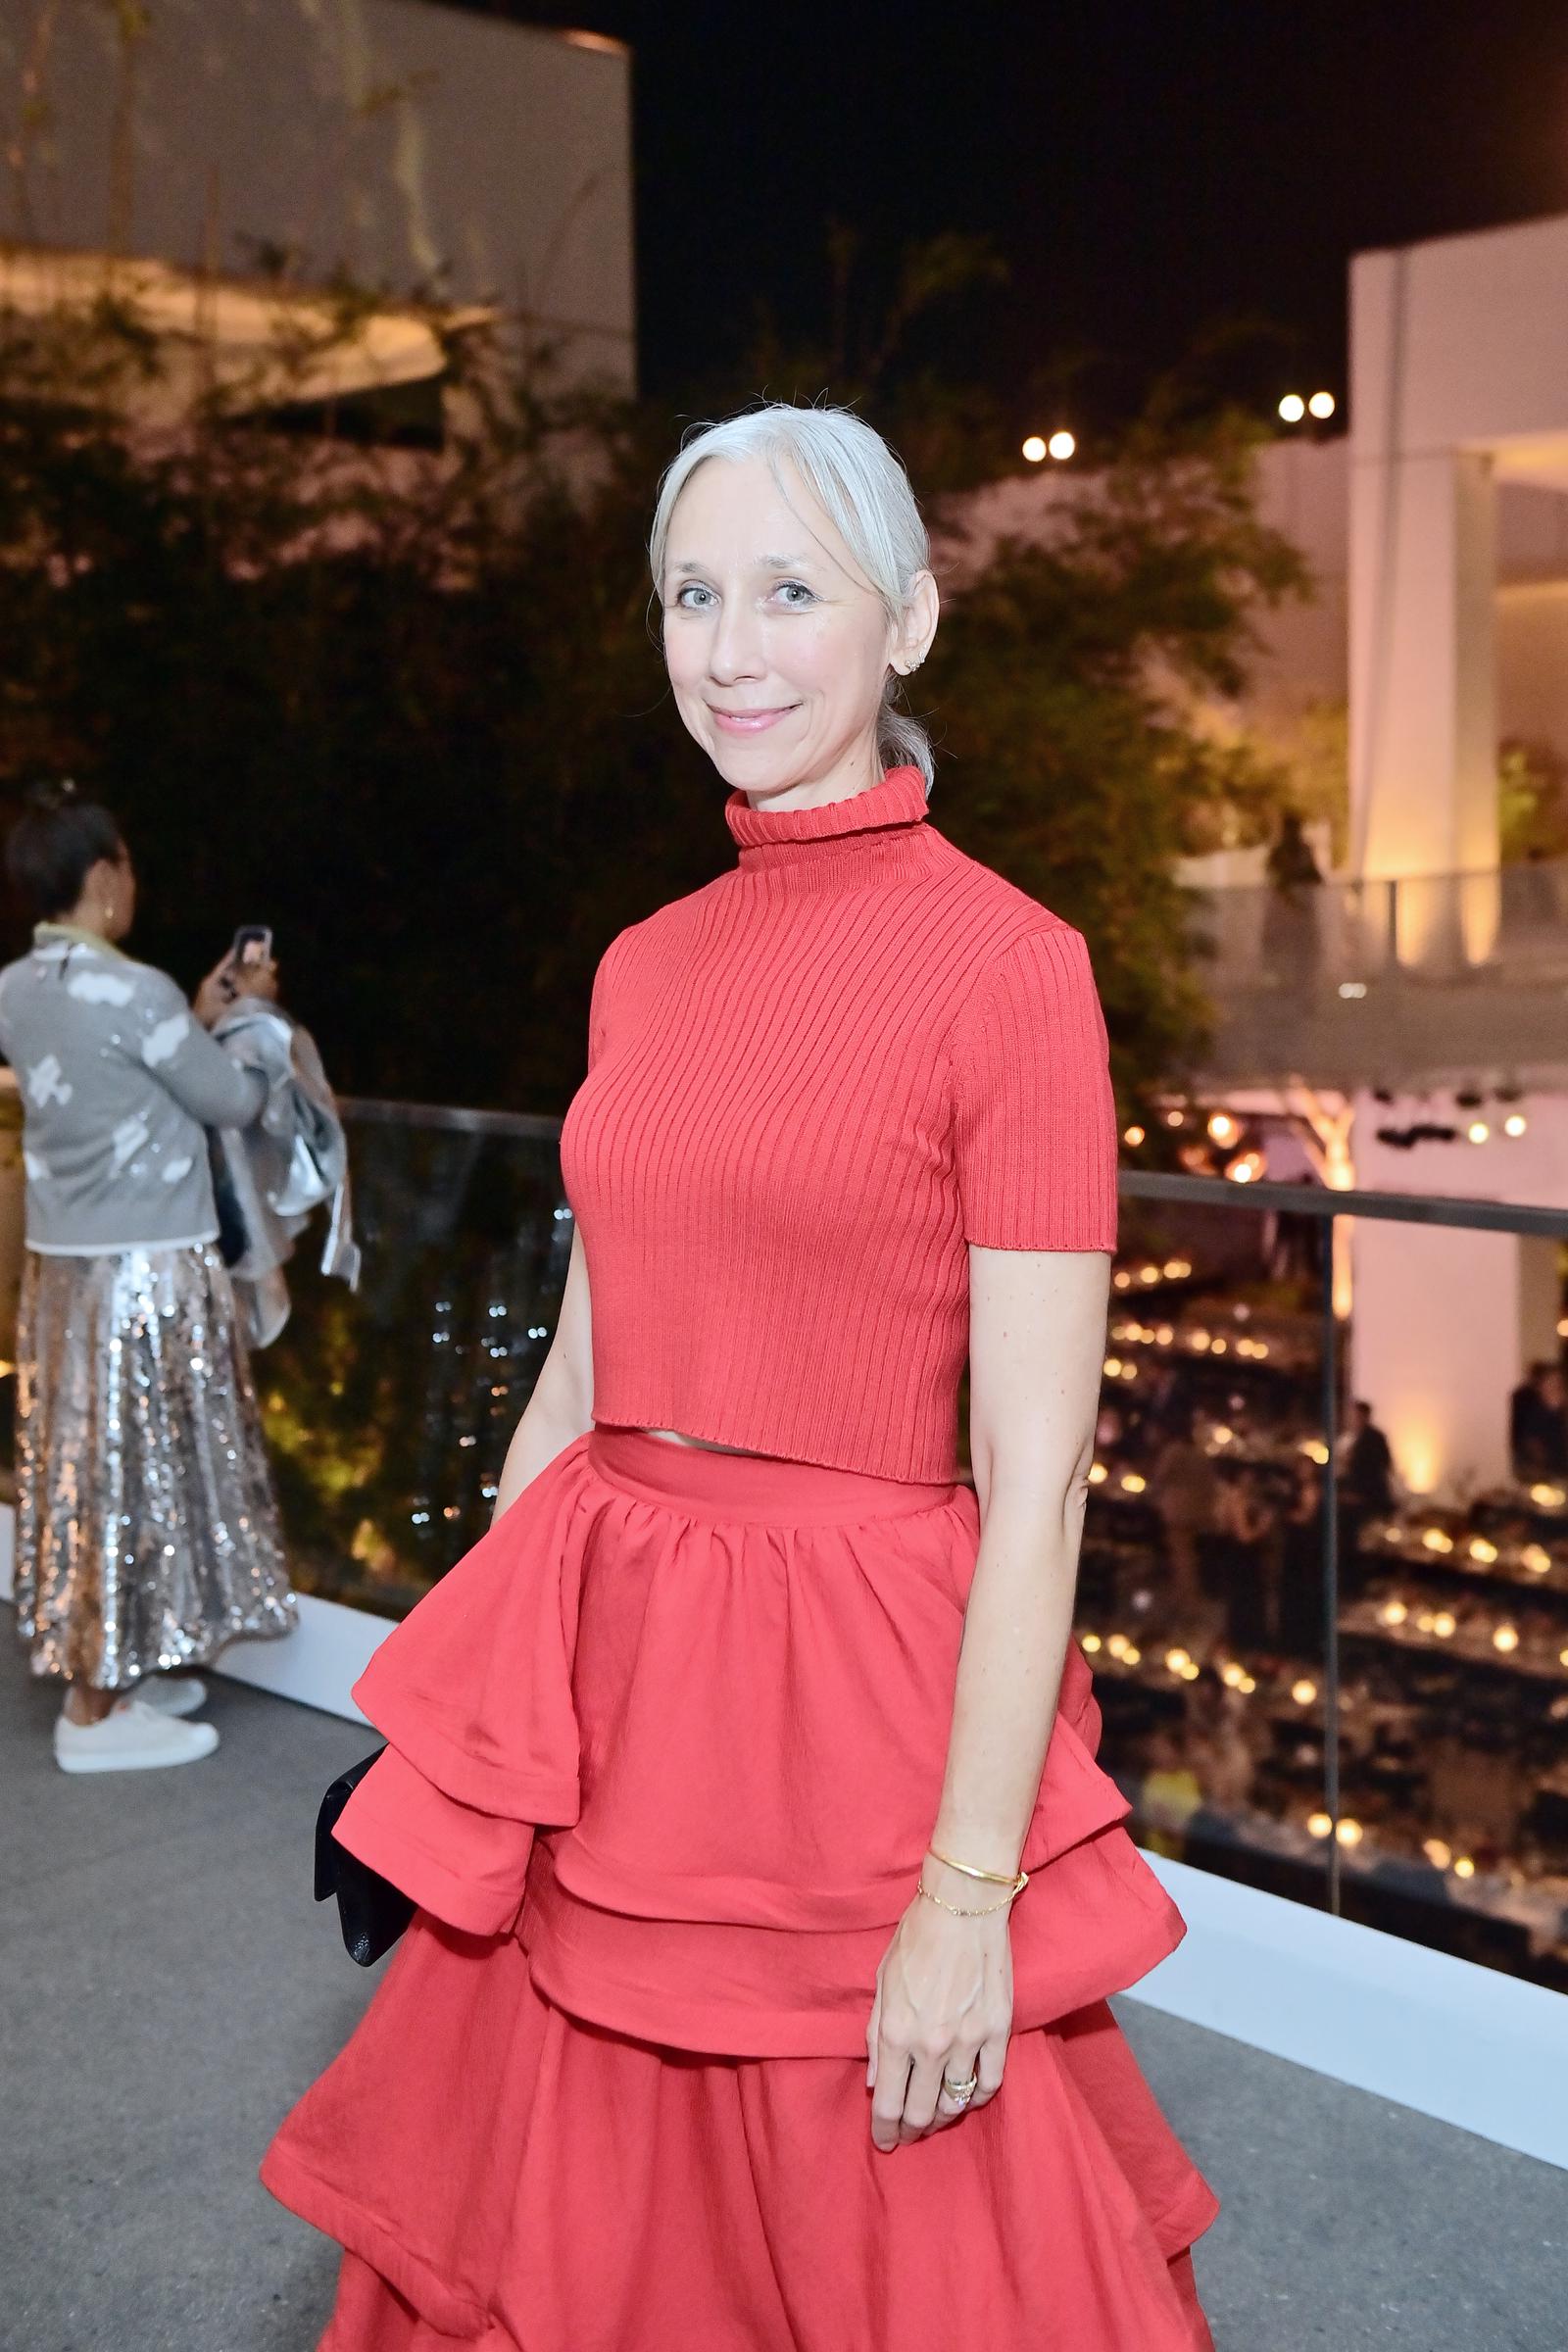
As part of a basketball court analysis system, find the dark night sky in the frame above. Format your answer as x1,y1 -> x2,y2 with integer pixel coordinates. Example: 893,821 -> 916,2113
446,1 -> 1568,435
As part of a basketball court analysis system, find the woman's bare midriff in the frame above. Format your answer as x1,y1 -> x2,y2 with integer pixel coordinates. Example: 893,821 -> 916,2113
638,1426 -> 772,1459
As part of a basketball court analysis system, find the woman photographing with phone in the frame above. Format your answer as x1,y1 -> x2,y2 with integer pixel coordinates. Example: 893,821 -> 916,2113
0,782 -> 296,1773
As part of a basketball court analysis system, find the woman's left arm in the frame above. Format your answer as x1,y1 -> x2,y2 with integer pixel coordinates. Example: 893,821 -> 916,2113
866,1243 -> 1110,2153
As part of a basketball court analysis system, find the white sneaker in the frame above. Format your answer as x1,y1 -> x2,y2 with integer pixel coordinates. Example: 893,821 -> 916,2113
54,1697 -> 220,1775
133,1674 -> 208,1720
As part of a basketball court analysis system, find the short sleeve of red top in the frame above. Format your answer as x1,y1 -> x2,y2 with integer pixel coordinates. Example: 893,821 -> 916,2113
949,923 -> 1118,1252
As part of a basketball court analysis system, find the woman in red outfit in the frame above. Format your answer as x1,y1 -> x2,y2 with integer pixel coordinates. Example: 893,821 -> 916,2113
264,404 -> 1218,2349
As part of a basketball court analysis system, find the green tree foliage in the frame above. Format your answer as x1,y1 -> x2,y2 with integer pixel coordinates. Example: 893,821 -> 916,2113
0,263 -> 1304,1123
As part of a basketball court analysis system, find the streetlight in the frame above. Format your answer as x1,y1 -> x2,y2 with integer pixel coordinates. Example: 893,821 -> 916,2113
1278,393 -> 1306,423
1308,391 -> 1336,419
1021,435 -> 1047,463
1047,429 -> 1076,461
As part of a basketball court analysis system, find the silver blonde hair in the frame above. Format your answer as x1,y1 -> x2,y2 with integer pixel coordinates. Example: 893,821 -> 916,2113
648,402 -> 935,793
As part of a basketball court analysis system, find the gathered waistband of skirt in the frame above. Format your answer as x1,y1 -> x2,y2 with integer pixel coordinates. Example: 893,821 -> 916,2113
586,1425 -> 958,1527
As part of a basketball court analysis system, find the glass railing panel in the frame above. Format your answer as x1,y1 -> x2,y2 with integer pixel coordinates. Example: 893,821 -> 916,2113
1335,1229 -> 1568,1988
1082,1195 -> 1334,1914
259,1102 -> 571,1616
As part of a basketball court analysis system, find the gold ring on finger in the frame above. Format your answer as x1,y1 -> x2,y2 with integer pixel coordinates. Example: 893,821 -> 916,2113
942,2071 -> 978,2103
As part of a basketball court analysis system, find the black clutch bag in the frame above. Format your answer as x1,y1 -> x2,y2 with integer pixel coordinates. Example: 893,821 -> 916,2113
315,1747 -> 416,1967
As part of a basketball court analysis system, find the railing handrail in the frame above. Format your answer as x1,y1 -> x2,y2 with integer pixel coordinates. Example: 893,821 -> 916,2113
1121,1167 -> 1568,1236
340,1093 -> 564,1143
1188,853 -> 1568,899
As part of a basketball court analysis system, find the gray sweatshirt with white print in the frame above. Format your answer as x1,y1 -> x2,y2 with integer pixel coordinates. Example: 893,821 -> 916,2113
0,927 -> 266,1255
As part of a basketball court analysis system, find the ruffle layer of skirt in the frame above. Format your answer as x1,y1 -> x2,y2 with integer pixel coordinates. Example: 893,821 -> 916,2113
264,1926 -> 1216,2352
330,1427 -> 1188,2055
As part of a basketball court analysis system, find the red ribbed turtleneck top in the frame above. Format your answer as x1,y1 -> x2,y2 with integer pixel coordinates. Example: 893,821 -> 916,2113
560,765 -> 1118,1483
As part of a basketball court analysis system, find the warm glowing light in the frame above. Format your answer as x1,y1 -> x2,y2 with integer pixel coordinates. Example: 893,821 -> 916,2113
1122,1644 -> 1142,1666
1379,1598 -> 1408,1626
1221,1661 -> 1246,1689
1423,1838 -> 1452,1870
1433,1610 -> 1456,1638
1558,1316 -> 1568,1339
1022,435 -> 1048,463
1180,1661 -> 1200,1682
1453,1856 -> 1476,1881
1121,1471 -> 1147,1494
1207,1111 -> 1239,1145
1191,1330 -> 1211,1351
1306,1811 -> 1332,1839
1301,1439 -> 1329,1465
1307,391 -> 1336,419
1048,429 -> 1076,462
1106,1633 -> 1129,1658
1531,1483 -> 1566,1508
1504,1113 -> 1527,1138
1237,1674 -> 1256,1694
1165,1108 -> 1185,1126
1155,1324 -> 1174,1345
1421,1527 -> 1454,1554
1210,1338 -> 1228,1354
1415,1610 -> 1436,1634
1493,1622 -> 1519,1652
1467,1120 -> 1490,1144
1123,1124 -> 1146,1147
1278,393 -> 1306,422
1523,1544 -> 1551,1574
1113,1270 -> 1132,1288
1292,1678 -> 1318,1705
1165,1259 -> 1191,1278
1081,1632 -> 1102,1653
1140,1264 -> 1160,1284
1103,1357 -> 1123,1378
1088,1462 -> 1108,1485
1469,1538 -> 1497,1564
1227,1150 -> 1266,1183
561,26 -> 627,53
1164,1648 -> 1192,1674
1336,1817 -> 1363,1847
1211,1425 -> 1234,1446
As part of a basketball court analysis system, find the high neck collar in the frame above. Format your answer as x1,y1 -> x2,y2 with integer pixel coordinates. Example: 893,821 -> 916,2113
34,920 -> 127,959
726,765 -> 932,888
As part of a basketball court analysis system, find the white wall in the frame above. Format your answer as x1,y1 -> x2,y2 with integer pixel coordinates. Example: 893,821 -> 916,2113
0,0 -> 634,390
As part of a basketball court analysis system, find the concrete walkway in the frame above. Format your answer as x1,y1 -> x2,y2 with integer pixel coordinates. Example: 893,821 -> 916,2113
2,1663 -> 1562,2351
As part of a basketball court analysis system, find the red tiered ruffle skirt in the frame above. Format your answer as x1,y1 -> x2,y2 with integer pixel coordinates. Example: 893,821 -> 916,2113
263,1428 -> 1218,2349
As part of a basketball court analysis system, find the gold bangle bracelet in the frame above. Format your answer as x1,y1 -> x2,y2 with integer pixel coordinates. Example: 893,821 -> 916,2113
926,1846 -> 1029,1896
916,1876 -> 1018,1919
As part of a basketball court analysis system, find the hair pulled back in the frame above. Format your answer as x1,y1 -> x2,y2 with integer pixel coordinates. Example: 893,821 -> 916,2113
648,402 -> 935,793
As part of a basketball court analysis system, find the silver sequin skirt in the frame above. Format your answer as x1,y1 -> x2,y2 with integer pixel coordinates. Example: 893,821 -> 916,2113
15,1242 -> 296,1689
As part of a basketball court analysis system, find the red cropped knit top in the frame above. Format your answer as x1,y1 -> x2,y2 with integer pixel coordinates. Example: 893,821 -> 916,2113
559,765 -> 1118,1484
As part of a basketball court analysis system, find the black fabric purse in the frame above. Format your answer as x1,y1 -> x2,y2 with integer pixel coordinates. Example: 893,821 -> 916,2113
315,1747 -> 416,1967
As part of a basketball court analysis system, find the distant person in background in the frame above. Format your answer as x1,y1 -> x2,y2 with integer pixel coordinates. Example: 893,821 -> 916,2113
0,782 -> 296,1774
1339,1397 -> 1395,1510
1149,1407 -> 1219,1617
1510,1360 -> 1568,1482
1261,809 -> 1323,988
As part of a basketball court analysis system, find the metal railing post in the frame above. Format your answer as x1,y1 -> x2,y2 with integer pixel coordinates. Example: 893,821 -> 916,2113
1321,1212 -> 1342,1916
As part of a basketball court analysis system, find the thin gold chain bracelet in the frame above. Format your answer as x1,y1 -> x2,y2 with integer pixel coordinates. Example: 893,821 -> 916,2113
916,1876 -> 1019,1919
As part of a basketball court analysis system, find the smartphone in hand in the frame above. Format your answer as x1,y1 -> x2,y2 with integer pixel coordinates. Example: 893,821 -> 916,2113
230,925 -> 273,971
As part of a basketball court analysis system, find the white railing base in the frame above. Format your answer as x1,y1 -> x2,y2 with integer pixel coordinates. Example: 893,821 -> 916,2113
1132,1853 -> 1568,2172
